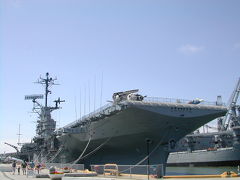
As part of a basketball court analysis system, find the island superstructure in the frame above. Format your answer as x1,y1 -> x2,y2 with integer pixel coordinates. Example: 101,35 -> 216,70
22,72 -> 65,162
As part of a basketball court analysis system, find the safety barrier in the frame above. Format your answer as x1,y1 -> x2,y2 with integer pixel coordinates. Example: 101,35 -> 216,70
144,97 -> 224,106
45,163 -> 84,170
91,164 -> 164,179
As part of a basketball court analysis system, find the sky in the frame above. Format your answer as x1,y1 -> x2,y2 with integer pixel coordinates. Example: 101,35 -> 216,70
0,0 -> 240,154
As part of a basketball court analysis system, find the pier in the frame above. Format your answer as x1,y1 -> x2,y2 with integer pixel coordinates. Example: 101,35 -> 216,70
2,163 -> 240,180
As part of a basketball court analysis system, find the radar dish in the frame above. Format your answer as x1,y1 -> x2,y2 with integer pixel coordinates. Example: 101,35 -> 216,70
25,94 -> 44,100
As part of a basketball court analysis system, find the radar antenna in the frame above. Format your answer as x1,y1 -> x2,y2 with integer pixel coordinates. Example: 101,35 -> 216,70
54,97 -> 65,108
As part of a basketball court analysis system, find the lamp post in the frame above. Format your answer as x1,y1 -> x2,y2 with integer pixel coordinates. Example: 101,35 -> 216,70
145,138 -> 152,180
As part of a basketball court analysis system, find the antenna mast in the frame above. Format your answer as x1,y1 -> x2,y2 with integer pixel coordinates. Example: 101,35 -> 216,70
25,72 -> 64,138
17,124 -> 22,145
36,72 -> 58,108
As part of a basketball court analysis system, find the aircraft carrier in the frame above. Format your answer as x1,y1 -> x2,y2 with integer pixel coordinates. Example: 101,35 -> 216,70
15,73 -> 227,174
167,78 -> 240,167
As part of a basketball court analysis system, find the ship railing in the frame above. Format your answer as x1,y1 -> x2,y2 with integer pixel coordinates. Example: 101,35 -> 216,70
61,126 -> 87,134
216,147 -> 233,151
91,164 -> 164,178
63,103 -> 117,129
144,97 -> 225,106
170,147 -> 234,155
45,163 -> 84,170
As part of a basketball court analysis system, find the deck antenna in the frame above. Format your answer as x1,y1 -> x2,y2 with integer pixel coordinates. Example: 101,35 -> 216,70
100,72 -> 103,107
79,88 -> 82,120
84,86 -> 86,116
17,124 -> 22,145
58,109 -> 61,128
88,81 -> 90,115
37,72 -> 58,108
74,96 -> 77,120
94,75 -> 96,111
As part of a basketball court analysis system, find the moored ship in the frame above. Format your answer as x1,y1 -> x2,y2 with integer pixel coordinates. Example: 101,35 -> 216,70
21,73 -> 227,174
167,78 -> 240,167
56,92 -> 227,170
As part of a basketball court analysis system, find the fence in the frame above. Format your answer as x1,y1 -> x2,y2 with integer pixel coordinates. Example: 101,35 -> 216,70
45,163 -> 84,170
91,164 -> 164,179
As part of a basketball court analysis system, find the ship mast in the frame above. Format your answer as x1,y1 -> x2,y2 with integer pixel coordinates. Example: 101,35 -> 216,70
25,72 -> 64,138
36,72 -> 58,108
45,73 -> 49,108
17,124 -> 22,145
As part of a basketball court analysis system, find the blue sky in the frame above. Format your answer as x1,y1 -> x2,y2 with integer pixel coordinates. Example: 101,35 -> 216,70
0,0 -> 240,153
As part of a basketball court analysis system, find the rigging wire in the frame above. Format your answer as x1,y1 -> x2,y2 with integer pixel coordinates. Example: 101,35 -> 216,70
79,137 -> 111,160
70,136 -> 92,167
48,145 -> 64,163
119,129 -> 170,173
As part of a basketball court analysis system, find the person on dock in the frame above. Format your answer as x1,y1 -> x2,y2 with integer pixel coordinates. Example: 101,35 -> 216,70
12,160 -> 16,175
35,163 -> 41,174
29,161 -> 35,169
17,162 -> 21,175
21,160 -> 27,175
27,161 -> 35,177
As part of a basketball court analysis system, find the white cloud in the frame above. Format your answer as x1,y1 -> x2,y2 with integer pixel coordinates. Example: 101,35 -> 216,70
178,44 -> 204,54
234,43 -> 240,50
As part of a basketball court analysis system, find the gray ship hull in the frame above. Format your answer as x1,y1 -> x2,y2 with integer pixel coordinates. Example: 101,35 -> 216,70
167,146 -> 240,166
57,100 -> 227,169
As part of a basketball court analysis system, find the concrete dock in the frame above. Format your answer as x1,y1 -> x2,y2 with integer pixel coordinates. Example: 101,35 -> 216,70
2,163 -> 240,180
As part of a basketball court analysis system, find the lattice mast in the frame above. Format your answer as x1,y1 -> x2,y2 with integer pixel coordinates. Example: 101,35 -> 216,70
221,78 -> 240,130
25,72 -> 64,138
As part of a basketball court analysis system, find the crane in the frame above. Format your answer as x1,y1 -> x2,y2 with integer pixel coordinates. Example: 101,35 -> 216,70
221,78 -> 240,130
4,142 -> 20,154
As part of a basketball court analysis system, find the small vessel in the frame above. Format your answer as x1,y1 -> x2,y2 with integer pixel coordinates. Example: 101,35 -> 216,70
167,78 -> 240,166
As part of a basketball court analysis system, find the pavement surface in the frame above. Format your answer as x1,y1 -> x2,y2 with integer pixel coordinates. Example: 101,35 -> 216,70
0,163 -> 48,180
2,163 -> 240,180
0,164 -> 116,180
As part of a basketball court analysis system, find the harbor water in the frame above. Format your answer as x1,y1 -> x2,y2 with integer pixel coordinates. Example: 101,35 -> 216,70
166,166 -> 239,175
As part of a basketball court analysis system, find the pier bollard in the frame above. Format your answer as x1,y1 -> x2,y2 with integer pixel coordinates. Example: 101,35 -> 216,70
49,166 -> 56,174
156,165 -> 163,178
49,166 -> 64,180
